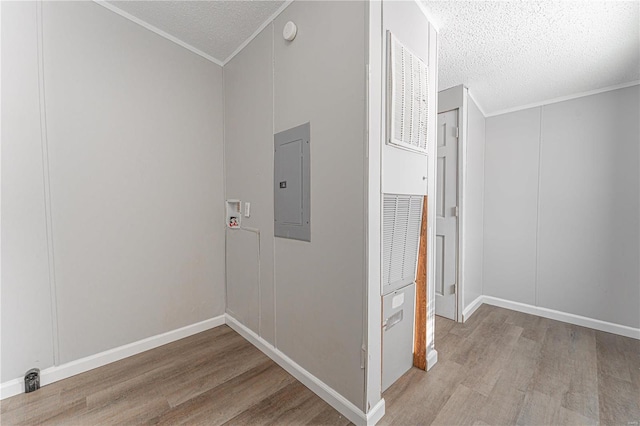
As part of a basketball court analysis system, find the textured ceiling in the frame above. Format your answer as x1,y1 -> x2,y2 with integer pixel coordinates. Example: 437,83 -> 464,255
423,1 -> 640,115
107,0 -> 285,64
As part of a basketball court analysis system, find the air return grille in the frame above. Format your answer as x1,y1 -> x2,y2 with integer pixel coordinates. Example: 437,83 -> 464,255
388,31 -> 429,153
382,194 -> 423,294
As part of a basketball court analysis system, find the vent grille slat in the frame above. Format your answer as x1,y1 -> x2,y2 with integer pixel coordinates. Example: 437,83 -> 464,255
382,196 -> 397,286
382,194 -> 424,294
388,32 -> 429,153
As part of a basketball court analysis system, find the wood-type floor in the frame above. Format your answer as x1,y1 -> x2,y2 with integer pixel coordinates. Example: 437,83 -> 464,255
0,325 -> 349,425
2,304 -> 638,425
382,304 -> 640,425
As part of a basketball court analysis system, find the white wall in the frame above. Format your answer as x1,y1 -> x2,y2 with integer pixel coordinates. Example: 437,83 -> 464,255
437,86 -> 486,316
224,1 -> 367,410
380,0 -> 438,365
365,1 -> 383,412
381,2 -> 432,197
1,0 -> 225,380
462,95 -> 486,310
483,86 -> 640,328
1,1 -> 55,382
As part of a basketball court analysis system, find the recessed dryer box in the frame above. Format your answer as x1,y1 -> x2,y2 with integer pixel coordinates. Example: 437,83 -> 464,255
274,122 -> 310,242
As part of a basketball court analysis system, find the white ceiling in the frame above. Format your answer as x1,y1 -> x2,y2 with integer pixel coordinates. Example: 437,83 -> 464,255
105,1 -> 638,115
423,1 -> 640,115
107,0 -> 285,64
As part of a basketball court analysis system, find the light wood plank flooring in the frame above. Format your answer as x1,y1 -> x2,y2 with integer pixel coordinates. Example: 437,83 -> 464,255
0,325 -> 349,425
382,304 -> 640,425
2,304 -> 638,425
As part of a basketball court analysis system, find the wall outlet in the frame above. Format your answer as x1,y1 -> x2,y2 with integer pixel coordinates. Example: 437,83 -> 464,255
24,368 -> 40,393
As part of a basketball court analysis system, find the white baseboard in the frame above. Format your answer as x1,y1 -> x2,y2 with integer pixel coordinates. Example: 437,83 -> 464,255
476,296 -> 640,340
462,295 -> 484,322
0,315 -> 226,400
0,378 -> 24,401
366,398 -> 386,425
3,313 -> 389,424
426,349 -> 438,370
225,314 -> 384,426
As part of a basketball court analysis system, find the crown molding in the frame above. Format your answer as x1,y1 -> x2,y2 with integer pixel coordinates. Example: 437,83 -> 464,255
93,1 -> 225,67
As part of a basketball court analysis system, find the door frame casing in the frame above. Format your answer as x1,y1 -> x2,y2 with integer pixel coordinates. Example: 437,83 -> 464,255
437,85 -> 467,322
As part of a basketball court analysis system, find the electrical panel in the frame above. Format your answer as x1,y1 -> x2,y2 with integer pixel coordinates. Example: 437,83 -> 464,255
274,122 -> 310,242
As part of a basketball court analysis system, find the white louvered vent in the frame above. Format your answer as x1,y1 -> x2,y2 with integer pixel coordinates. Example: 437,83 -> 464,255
388,32 -> 429,154
382,194 -> 423,295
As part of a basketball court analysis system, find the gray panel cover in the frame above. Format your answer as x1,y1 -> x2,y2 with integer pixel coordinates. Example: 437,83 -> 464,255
382,283 -> 415,391
274,122 -> 310,242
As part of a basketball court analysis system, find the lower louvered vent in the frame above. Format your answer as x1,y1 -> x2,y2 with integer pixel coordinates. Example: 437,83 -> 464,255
382,194 -> 423,295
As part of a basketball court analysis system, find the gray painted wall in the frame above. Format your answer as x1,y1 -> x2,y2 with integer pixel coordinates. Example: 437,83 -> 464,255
484,86 -> 640,328
484,107 -> 541,305
226,230 -> 261,333
1,1 -> 56,382
536,87 -> 639,328
273,1 -> 366,408
223,26 -> 276,343
44,1 -> 226,363
463,95 -> 486,310
2,0 -> 225,379
224,1 -> 367,409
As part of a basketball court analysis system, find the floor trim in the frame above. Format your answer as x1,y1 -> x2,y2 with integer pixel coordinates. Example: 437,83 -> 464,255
366,398 -> 386,425
3,314 -> 388,424
465,296 -> 640,340
462,295 -> 484,322
426,349 -> 438,370
225,314 -> 384,426
0,315 -> 226,400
